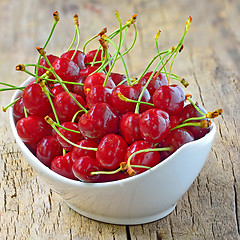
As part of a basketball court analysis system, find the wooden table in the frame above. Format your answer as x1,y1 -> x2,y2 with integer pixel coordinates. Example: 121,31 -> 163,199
0,0 -> 239,239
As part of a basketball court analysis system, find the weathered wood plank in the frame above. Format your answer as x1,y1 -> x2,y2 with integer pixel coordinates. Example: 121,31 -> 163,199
0,0 -> 239,239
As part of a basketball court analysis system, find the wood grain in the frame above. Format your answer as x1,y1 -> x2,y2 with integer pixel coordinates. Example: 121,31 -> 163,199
0,0 -> 239,239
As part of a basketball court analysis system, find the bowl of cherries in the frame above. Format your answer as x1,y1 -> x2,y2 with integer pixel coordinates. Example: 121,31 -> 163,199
4,11 -> 222,225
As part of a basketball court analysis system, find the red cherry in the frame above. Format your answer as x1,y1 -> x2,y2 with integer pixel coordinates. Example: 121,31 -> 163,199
110,72 -> 126,85
120,112 -> 142,145
35,54 -> 58,77
179,103 -> 210,139
153,84 -> 185,115
97,171 -> 129,183
52,57 -> 80,82
53,91 -> 86,123
111,84 -> 151,115
86,85 -> 112,108
96,134 -> 128,170
51,152 -> 77,180
71,139 -> 98,162
72,156 -> 104,182
72,75 -> 87,100
78,103 -> 120,140
79,66 -> 100,77
13,97 -> 25,121
160,128 -> 194,159
61,50 -> 85,70
84,49 -> 105,68
138,71 -> 167,96
22,83 -> 52,117
83,72 -> 116,96
36,136 -> 63,167
51,84 -> 66,97
125,140 -> 161,175
16,116 -> 51,144
139,108 -> 171,143
57,122 -> 83,152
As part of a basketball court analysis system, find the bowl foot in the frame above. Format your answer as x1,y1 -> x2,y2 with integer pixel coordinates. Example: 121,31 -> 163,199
65,201 -> 176,225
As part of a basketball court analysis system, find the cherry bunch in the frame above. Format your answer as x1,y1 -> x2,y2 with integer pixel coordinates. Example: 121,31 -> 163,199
2,11 -> 222,183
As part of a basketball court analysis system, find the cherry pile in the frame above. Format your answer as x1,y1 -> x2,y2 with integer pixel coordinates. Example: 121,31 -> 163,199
1,11 -> 222,183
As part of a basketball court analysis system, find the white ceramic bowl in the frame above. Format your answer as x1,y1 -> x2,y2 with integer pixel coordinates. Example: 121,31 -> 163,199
9,77 -> 216,225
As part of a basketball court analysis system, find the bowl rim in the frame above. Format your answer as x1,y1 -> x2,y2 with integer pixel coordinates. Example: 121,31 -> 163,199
9,76 -> 216,188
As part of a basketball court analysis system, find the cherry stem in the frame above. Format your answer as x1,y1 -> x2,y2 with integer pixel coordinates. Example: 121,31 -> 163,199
0,87 -> 25,92
52,121 -> 81,134
103,35 -> 131,85
186,97 -> 206,116
23,107 -> 28,118
171,120 -> 211,131
90,166 -> 123,176
103,10 -> 123,87
38,78 -> 60,125
37,48 -> 88,114
71,110 -> 84,122
71,14 -> 80,61
35,11 -> 59,82
45,116 -> 98,151
67,28 -> 77,52
2,97 -> 20,112
118,92 -> 154,106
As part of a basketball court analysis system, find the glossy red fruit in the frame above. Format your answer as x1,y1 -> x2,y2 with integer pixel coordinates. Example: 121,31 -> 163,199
36,136 -> 63,167
86,85 -> 112,108
79,66 -> 100,77
61,50 -> 85,70
153,84 -> 185,115
179,103 -> 210,139
72,75 -> 87,100
57,122 -> 83,152
78,103 -> 120,140
125,140 -> 161,175
160,128 -> 194,159
51,152 -> 77,180
120,112 -> 142,145
16,116 -> 51,144
83,72 -> 116,96
51,84 -> 66,97
71,139 -> 98,162
72,156 -> 104,182
96,134 -> 128,170
138,71 -> 168,96
139,109 -> 171,143
97,171 -> 129,183
53,91 -> 86,123
22,83 -> 52,117
35,54 -> 58,77
52,57 -> 80,82
110,73 -> 126,85
111,84 -> 151,115
13,97 -> 25,121
84,49 -> 105,68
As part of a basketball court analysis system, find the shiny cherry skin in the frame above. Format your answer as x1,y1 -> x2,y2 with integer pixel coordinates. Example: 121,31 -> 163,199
84,49 -> 105,68
36,136 -> 63,167
86,85 -> 112,108
79,66 -> 100,77
51,84 -> 66,96
97,171 -> 129,183
138,71 -> 167,97
72,156 -> 104,183
96,134 -> 128,170
13,97 -> 25,121
22,83 -> 52,117
124,140 -> 161,175
51,152 -> 77,180
153,84 -> 185,115
179,103 -> 210,139
78,103 -> 120,140
72,75 -> 87,100
35,54 -> 58,77
57,122 -> 83,152
160,128 -> 194,159
71,139 -> 98,162
61,50 -> 85,70
53,91 -> 86,123
139,108 -> 171,143
16,116 -> 51,144
110,72 -> 126,85
83,72 -> 116,96
120,112 -> 142,145
111,84 -> 151,115
52,57 -> 80,82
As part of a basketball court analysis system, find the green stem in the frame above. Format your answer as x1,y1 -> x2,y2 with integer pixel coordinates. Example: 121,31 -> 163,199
67,28 -> 77,52
186,97 -> 205,116
2,97 -> 20,112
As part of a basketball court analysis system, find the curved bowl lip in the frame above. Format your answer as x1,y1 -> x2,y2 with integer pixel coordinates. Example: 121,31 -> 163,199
9,76 -> 216,189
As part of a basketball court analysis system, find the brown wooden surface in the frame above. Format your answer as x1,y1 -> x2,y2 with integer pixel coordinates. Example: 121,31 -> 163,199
0,0 -> 239,239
